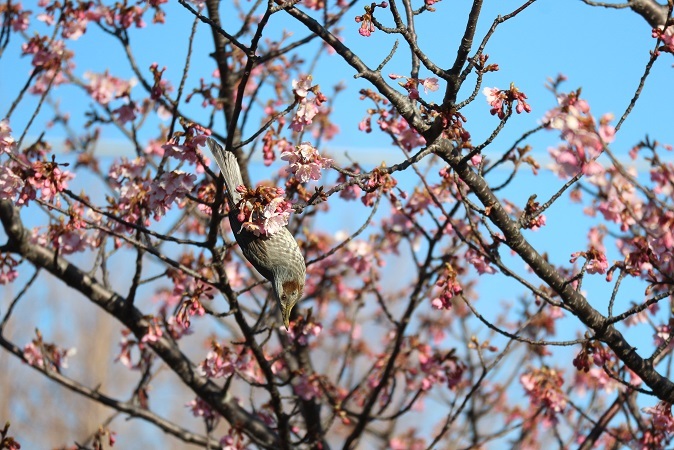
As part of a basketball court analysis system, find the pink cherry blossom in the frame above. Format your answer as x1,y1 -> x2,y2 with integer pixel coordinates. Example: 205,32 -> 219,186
280,142 -> 332,183
421,77 -> 439,93
570,247 -> 609,274
113,103 -> 138,124
0,165 -> 24,201
0,119 -> 16,153
293,374 -> 322,400
147,170 -> 196,220
186,397 -> 218,420
292,75 -> 313,99
483,87 -> 506,118
174,279 -> 213,328
8,2 -> 30,31
198,344 -> 235,379
0,253 -> 19,285
23,330 -> 76,372
520,367 -> 567,426
286,316 -> 322,346
483,84 -> 532,119
83,71 -> 135,105
431,264 -> 463,310
465,248 -> 496,275
653,25 -> 674,53
141,316 -> 163,344
15,159 -> 75,206
235,185 -> 293,237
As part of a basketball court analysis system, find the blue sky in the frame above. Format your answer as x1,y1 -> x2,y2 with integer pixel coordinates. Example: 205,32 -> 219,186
2,1 -> 672,157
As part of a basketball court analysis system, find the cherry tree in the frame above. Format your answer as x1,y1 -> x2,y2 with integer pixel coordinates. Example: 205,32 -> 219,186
1,0 -> 674,448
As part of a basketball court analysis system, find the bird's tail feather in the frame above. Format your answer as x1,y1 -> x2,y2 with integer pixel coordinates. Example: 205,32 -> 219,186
206,138 -> 243,205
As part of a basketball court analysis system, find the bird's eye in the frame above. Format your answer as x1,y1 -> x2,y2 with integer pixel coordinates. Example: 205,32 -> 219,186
281,294 -> 287,301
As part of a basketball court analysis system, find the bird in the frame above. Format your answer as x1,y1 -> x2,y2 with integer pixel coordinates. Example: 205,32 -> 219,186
206,138 -> 306,329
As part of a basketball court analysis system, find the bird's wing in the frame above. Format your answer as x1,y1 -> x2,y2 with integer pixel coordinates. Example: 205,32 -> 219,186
206,138 -> 243,205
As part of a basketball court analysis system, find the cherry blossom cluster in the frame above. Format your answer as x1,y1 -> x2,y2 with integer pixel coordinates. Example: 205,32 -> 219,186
289,75 -> 327,132
293,373 -> 323,401
572,340 -> 612,373
404,338 -> 465,392
0,253 -> 19,285
84,71 -> 138,123
107,158 -> 195,227
233,185 -> 293,236
186,396 -> 217,421
138,316 -> 162,345
653,323 -> 672,348
36,0 -> 158,37
21,35 -> 73,94
198,341 -> 261,383
22,35 -> 71,71
0,163 -> 23,203
119,314 -> 187,371
30,202 -> 99,255
354,2 -> 388,37
389,432 -> 426,450
597,169 -> 645,231
2,1 -> 30,32
482,82 -> 532,119
262,93 -> 337,166
149,62 -> 173,101
424,0 -> 441,12
334,231 -> 383,275
335,164 -> 363,201
652,25 -> 674,54
431,263 -> 463,310
464,248 -> 496,275
640,401 -> 674,449
84,71 -> 135,103
388,73 -> 439,100
148,170 -> 196,219
161,121 -> 209,168
147,253 -> 215,336
38,1 -> 108,40
358,88 -> 426,151
361,164 -> 399,206
285,313 -> 322,346
515,195 -> 547,231
281,141 -> 332,183
520,367 -> 567,426
23,329 -> 76,372
545,89 -> 615,178
173,277 -> 215,329
218,430 -> 247,450
0,119 -> 15,153
116,328 -> 151,370
3,155 -> 75,207
570,246 -> 609,275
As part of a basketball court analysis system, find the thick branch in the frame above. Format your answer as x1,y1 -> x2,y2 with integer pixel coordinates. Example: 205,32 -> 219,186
0,334 -> 219,448
0,199 -> 279,448
430,140 -> 674,403
629,0 -> 669,27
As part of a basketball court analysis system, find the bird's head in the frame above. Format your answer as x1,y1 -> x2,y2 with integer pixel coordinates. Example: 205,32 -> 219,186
272,276 -> 304,329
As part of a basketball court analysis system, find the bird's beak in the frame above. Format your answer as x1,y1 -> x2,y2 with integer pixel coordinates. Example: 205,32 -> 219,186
282,306 -> 291,330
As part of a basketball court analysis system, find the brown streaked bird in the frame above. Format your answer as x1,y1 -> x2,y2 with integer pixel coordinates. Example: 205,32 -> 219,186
206,138 -> 306,329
